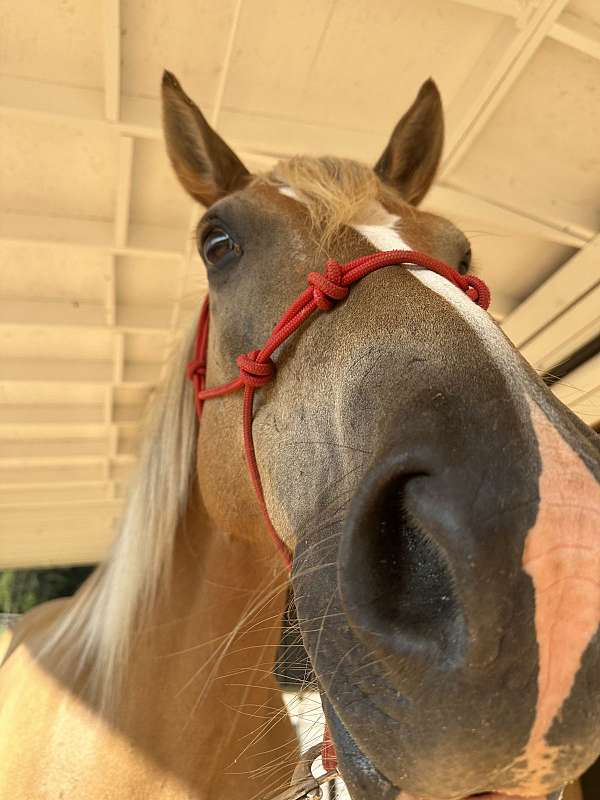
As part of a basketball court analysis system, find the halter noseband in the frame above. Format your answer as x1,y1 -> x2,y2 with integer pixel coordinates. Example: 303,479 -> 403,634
186,249 -> 491,778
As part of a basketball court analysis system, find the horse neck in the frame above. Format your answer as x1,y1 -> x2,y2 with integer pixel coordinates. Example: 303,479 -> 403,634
113,503 -> 297,796
140,502 -> 290,692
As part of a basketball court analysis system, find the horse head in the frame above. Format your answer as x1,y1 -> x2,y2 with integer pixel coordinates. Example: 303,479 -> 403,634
162,71 -> 600,800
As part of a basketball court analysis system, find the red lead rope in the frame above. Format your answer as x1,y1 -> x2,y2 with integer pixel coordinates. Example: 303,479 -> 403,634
187,249 -> 491,771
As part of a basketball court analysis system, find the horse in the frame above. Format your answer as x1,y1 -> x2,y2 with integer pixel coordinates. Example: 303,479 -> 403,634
1,69 -> 599,800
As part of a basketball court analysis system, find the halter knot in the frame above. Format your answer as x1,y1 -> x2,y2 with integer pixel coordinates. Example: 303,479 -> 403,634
463,274 -> 491,310
186,356 -> 206,382
236,350 -> 276,388
308,260 -> 349,311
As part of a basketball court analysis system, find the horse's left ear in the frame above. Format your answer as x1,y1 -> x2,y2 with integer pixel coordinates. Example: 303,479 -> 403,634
161,70 -> 250,207
374,79 -> 444,206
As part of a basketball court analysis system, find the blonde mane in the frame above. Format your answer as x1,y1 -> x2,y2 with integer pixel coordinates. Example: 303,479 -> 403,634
270,156 -> 387,249
40,322 -> 199,708
39,157 -> 386,709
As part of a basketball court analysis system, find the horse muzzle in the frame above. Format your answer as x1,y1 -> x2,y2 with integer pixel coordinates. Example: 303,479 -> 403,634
324,398 -> 600,799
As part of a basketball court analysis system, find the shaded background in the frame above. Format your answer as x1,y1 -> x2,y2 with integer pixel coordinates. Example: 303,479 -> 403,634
0,566 -> 95,619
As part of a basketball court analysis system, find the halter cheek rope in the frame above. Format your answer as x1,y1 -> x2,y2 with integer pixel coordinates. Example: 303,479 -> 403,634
187,249 -> 491,782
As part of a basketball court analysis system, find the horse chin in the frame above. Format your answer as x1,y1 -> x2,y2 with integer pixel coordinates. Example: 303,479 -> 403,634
321,695 -> 401,800
321,697 -> 566,800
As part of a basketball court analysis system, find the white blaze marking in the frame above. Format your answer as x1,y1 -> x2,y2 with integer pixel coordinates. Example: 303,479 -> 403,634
354,221 -> 409,251
352,214 -> 514,369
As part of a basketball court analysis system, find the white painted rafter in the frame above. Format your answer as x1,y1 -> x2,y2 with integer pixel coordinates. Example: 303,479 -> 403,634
112,333 -> 125,385
114,136 -> 135,249
502,235 -> 600,348
552,353 -> 600,427
0,405 -> 105,426
0,423 -> 138,442
105,254 -> 117,326
104,262 -> 118,495
502,235 -> 600,419
425,184 -> 591,248
520,283 -> 600,373
0,483 -> 114,506
0,75 -> 105,126
549,10 -> 600,61
0,210 -> 183,259
0,358 -> 154,386
0,310 -> 171,336
445,0 -> 523,18
441,0 -> 570,177
102,0 -> 121,122
0,455 -> 135,471
0,74 -> 593,251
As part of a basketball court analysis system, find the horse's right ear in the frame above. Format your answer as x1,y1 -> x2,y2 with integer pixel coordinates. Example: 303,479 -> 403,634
374,79 -> 444,206
161,70 -> 250,207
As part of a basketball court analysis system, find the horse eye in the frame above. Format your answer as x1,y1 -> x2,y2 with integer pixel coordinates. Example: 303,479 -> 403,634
458,246 -> 471,274
200,226 -> 241,266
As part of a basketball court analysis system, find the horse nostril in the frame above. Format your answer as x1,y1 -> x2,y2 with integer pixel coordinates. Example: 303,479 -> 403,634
339,466 -> 466,670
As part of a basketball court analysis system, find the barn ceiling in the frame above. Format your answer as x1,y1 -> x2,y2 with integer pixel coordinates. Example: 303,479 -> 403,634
1,0 -> 600,568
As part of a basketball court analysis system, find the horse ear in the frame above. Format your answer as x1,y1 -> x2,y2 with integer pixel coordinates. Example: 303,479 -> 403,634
161,70 -> 250,207
374,79 -> 444,206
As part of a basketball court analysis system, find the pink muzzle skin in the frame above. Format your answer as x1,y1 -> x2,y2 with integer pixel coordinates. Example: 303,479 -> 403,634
397,401 -> 600,800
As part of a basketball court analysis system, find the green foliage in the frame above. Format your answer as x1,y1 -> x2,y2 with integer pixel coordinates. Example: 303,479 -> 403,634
0,566 -> 95,614
0,571 -> 17,613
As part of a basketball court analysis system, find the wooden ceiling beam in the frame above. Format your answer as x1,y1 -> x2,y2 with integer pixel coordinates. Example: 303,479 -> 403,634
0,483 -> 113,506
0,422 -> 138,440
0,404 -> 106,426
0,500 -> 123,518
0,308 -> 171,335
0,513 -> 116,568
549,10 -> 600,62
0,210 -> 183,260
443,0 -> 521,17
0,458 -> 134,487
102,0 -> 121,122
0,74 -> 105,126
425,184 -> 591,248
552,352 -> 600,427
519,283 -> 600,372
501,235 -> 600,347
441,0 -> 570,177
114,136 -> 135,249
1,75 -> 595,250
0,357 -> 159,386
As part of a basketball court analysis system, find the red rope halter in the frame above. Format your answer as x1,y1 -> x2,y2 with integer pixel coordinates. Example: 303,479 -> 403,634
187,249 -> 491,770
